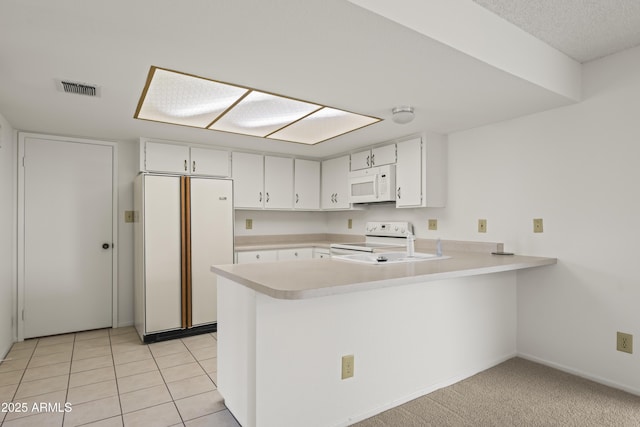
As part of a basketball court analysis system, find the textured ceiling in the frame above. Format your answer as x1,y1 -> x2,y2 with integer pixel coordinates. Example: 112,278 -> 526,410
474,0 -> 640,63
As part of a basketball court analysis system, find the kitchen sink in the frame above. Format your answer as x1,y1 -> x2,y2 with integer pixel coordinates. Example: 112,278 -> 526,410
333,251 -> 449,265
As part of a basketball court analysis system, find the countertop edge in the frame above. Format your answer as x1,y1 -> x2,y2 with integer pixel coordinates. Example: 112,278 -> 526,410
211,255 -> 557,300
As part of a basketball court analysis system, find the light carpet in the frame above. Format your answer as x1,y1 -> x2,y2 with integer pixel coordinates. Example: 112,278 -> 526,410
353,357 -> 640,427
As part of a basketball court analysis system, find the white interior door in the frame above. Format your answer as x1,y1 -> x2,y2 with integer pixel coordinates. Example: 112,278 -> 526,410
190,178 -> 233,326
20,136 -> 115,339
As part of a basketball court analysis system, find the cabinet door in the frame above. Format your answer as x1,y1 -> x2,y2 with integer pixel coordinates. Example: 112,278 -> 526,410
294,159 -> 320,210
278,248 -> 313,260
321,155 -> 350,209
143,175 -> 182,333
190,178 -> 233,326
396,139 -> 423,208
350,150 -> 371,170
236,250 -> 278,264
232,152 -> 264,208
372,144 -> 396,166
145,142 -> 190,174
313,248 -> 331,259
264,156 -> 293,209
190,147 -> 230,177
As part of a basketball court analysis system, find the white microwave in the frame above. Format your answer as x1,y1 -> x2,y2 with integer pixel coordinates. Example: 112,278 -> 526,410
348,165 -> 396,204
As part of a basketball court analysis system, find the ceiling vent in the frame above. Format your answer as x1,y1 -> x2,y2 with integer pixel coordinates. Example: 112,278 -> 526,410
56,79 -> 100,97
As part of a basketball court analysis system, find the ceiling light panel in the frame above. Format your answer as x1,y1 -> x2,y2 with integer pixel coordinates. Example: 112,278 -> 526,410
135,66 -> 382,144
268,107 -> 381,144
209,91 -> 321,137
135,68 -> 248,128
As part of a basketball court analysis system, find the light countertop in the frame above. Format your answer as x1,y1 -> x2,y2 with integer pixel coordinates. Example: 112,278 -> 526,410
211,251 -> 557,300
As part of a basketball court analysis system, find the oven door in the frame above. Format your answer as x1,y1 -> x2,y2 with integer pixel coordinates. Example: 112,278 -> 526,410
329,246 -> 371,256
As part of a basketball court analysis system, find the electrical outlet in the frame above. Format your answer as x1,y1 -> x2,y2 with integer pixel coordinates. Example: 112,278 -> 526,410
341,355 -> 354,379
617,332 -> 633,354
533,218 -> 544,233
348,219 -> 353,229
245,219 -> 253,230
478,219 -> 487,233
428,219 -> 438,231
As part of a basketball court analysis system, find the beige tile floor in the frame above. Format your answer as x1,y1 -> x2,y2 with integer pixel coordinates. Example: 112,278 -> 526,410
0,327 -> 240,427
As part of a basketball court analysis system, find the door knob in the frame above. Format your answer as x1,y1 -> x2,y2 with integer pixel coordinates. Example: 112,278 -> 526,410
102,243 -> 110,249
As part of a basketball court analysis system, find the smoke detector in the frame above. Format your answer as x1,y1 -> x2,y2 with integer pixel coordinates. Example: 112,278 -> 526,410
56,79 -> 101,97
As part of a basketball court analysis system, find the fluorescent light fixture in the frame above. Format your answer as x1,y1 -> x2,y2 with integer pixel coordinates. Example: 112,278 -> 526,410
209,91 -> 322,137
135,66 -> 381,144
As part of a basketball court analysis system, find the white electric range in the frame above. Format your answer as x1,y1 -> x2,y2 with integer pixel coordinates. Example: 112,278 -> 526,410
330,221 -> 413,255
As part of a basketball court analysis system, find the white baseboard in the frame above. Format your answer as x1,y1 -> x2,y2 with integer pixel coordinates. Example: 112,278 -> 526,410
517,352 -> 640,397
116,321 -> 134,328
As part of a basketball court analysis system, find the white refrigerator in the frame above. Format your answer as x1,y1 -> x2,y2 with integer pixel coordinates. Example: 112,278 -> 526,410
134,173 -> 234,342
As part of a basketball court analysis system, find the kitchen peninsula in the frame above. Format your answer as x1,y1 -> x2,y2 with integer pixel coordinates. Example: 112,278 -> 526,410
211,250 -> 556,427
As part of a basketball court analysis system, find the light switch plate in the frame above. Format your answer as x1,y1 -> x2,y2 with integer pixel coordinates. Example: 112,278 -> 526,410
428,219 -> 438,231
124,211 -> 135,223
246,219 -> 253,230
478,219 -> 487,233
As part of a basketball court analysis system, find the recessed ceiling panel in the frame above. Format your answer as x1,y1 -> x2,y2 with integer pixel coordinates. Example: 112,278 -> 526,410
209,91 -> 321,137
135,66 -> 381,144
268,107 -> 381,144
135,68 -> 249,128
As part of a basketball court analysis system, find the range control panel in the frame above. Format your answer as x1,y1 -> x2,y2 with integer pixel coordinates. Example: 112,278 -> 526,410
365,221 -> 413,237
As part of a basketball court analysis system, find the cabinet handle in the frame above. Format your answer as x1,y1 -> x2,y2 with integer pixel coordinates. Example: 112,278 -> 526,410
334,193 -> 338,203
259,192 -> 262,202
294,252 -> 298,257
371,153 -> 375,166
397,187 -> 401,199
192,160 -> 196,172
366,155 -> 370,167
256,254 -> 260,259
295,193 -> 299,204
184,160 -> 188,172
266,192 -> 270,203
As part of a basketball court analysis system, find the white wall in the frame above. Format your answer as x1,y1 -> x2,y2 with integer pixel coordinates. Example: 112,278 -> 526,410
326,45 -> 640,394
234,210 -> 328,236
0,113 -> 16,357
437,46 -> 640,393
116,142 -> 137,327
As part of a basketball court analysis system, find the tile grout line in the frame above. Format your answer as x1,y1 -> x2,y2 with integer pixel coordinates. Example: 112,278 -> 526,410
61,332 -> 76,426
151,339 -> 187,426
109,329 -> 125,427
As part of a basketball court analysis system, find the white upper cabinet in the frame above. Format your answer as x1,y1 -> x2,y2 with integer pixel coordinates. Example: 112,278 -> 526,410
350,144 -> 396,170
395,136 -> 447,208
190,147 -> 230,177
232,152 -> 264,209
264,156 -> 294,209
143,141 -> 190,174
294,159 -> 320,210
395,139 -> 423,208
321,155 -> 351,209
141,140 -> 230,177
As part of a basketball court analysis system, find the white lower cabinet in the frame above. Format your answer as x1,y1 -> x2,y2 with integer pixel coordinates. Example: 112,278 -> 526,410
278,248 -> 313,260
236,247 -> 315,263
236,250 -> 278,264
313,248 -> 331,259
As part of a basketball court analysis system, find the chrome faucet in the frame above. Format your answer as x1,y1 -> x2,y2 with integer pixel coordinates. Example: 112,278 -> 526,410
406,231 -> 415,257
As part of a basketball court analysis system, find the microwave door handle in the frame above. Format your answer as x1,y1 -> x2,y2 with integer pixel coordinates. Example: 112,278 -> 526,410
373,174 -> 379,199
